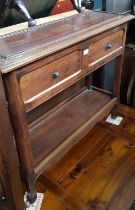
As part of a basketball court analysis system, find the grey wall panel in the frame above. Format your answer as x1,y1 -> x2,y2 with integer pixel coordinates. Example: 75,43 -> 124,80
106,0 -> 132,13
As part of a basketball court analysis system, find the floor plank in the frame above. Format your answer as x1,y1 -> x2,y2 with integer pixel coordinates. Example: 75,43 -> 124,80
36,104 -> 135,210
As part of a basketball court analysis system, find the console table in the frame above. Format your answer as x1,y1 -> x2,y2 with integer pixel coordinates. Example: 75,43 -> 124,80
0,11 -> 134,209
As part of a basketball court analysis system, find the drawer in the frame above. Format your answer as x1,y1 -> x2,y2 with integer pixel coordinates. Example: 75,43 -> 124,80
83,30 -> 124,68
20,51 -> 83,110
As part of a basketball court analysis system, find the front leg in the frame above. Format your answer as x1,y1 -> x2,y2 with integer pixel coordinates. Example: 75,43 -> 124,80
72,0 -> 85,13
11,0 -> 36,27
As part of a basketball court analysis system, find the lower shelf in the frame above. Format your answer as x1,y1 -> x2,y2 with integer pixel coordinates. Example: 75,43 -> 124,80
29,89 -> 117,171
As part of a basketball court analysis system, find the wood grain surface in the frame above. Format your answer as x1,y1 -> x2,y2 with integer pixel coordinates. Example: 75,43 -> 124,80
0,11 -> 134,73
20,50 -> 82,110
29,90 -> 111,166
37,104 -> 135,210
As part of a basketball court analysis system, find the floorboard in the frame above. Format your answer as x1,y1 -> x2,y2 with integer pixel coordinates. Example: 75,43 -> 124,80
36,104 -> 135,210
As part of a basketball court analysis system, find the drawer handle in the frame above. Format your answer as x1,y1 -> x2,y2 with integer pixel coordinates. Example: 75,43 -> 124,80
52,70 -> 60,79
105,43 -> 112,49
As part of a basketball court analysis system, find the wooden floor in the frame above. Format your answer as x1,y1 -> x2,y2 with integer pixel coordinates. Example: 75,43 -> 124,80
36,104 -> 135,210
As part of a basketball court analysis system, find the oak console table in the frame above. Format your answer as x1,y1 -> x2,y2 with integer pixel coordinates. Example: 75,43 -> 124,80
0,11 -> 134,209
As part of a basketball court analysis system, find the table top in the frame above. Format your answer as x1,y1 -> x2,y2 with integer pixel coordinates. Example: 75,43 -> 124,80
0,11 -> 134,74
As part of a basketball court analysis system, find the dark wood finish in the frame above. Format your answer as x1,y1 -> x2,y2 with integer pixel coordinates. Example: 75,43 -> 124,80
0,73 -> 24,210
3,71 -> 37,203
27,79 -> 85,124
15,24 -> 126,78
111,25 -> 127,119
113,45 -> 127,98
30,91 -> 114,166
83,30 -> 124,67
35,97 -> 117,177
38,104 -> 135,210
17,26 -> 127,112
0,11 -> 134,206
0,12 -> 133,73
20,50 -> 82,110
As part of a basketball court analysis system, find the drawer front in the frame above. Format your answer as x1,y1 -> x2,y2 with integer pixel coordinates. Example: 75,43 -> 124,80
83,30 -> 124,68
20,51 -> 82,110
